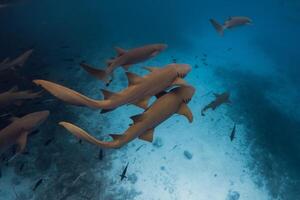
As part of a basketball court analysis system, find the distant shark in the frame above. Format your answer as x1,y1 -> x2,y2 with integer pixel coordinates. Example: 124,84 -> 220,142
210,16 -> 252,36
0,86 -> 42,108
201,92 -> 231,116
80,43 -> 167,85
0,49 -> 33,72
59,86 -> 195,149
33,63 -> 191,113
0,110 -> 49,154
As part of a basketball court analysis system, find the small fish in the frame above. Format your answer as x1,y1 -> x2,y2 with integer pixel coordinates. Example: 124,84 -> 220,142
32,178 -> 43,191
98,149 -> 104,160
19,163 -> 25,171
120,162 -> 129,181
230,123 -> 236,141
44,138 -> 54,146
135,144 -> 145,152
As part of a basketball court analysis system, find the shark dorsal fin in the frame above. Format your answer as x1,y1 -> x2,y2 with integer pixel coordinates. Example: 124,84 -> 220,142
101,89 -> 115,100
115,47 -> 126,56
177,103 -> 193,123
130,114 -> 145,124
126,72 -> 143,86
172,78 -> 188,87
133,96 -> 150,109
143,66 -> 159,72
139,129 -> 154,142
109,134 -> 123,141
16,131 -> 29,153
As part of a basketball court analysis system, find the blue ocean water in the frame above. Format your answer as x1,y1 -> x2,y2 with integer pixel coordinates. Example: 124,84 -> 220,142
0,0 -> 299,199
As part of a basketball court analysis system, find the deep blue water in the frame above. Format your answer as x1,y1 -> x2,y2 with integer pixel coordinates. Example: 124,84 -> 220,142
0,0 -> 299,199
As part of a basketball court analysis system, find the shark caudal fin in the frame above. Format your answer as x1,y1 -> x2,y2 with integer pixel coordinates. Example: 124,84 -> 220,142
80,63 -> 111,85
59,121 -> 123,149
209,19 -> 224,36
33,79 -> 102,109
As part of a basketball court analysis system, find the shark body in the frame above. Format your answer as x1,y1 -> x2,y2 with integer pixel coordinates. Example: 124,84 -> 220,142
0,86 -> 42,108
81,43 -> 167,85
201,92 -> 231,116
59,86 -> 195,149
210,16 -> 252,36
33,63 -> 191,113
0,110 -> 49,154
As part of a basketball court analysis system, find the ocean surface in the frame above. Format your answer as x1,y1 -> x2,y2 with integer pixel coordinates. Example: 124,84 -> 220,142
0,0 -> 299,199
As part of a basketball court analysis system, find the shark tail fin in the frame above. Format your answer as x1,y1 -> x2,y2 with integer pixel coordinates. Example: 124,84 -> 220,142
33,79 -> 102,109
80,62 -> 111,85
209,18 -> 224,36
59,121 -> 123,149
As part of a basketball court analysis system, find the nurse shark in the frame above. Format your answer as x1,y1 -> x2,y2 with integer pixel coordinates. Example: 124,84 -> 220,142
201,92 -> 231,116
0,110 -> 49,154
0,49 -> 33,72
59,86 -> 195,149
80,43 -> 167,85
33,63 -> 191,113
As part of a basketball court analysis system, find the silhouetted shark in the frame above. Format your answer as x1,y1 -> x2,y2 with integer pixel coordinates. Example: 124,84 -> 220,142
0,110 -> 49,154
80,43 -> 167,85
201,92 -> 231,116
33,63 -> 191,113
0,49 -> 33,71
59,86 -> 195,149
210,16 -> 252,36
0,86 -> 42,108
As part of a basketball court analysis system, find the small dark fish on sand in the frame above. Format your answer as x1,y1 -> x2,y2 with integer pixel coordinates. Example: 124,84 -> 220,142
44,138 -> 54,146
120,162 -> 129,181
230,123 -> 236,141
33,178 -> 43,191
98,149 -> 104,160
135,144 -> 145,152
19,163 -> 25,171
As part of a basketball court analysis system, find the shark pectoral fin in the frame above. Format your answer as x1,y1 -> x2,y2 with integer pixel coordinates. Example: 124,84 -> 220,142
114,47 -> 126,56
130,114 -> 145,124
177,103 -> 193,123
16,132 -> 29,153
172,78 -> 188,87
139,129 -> 154,142
106,59 -> 114,65
109,134 -> 123,141
80,63 -> 109,82
126,72 -> 143,86
155,91 -> 167,99
100,89 -> 116,100
133,96 -> 150,109
143,66 -> 159,72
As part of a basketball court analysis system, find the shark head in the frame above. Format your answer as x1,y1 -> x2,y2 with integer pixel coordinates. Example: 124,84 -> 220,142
170,63 -> 191,78
20,110 -> 50,132
172,85 -> 195,104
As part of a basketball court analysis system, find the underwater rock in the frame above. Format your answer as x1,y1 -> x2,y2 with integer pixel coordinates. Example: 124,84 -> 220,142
226,190 -> 240,200
152,137 -> 163,148
183,150 -> 193,160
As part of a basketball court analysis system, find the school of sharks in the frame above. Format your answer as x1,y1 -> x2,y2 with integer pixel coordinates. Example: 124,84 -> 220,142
0,2 -> 254,197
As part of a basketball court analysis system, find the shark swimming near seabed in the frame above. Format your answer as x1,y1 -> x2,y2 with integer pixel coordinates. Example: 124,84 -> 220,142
210,16 -> 252,36
0,110 -> 49,155
33,63 -> 191,113
80,43 -> 167,85
58,86 -> 195,149
0,86 -> 42,108
0,49 -> 33,72
201,92 -> 231,116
